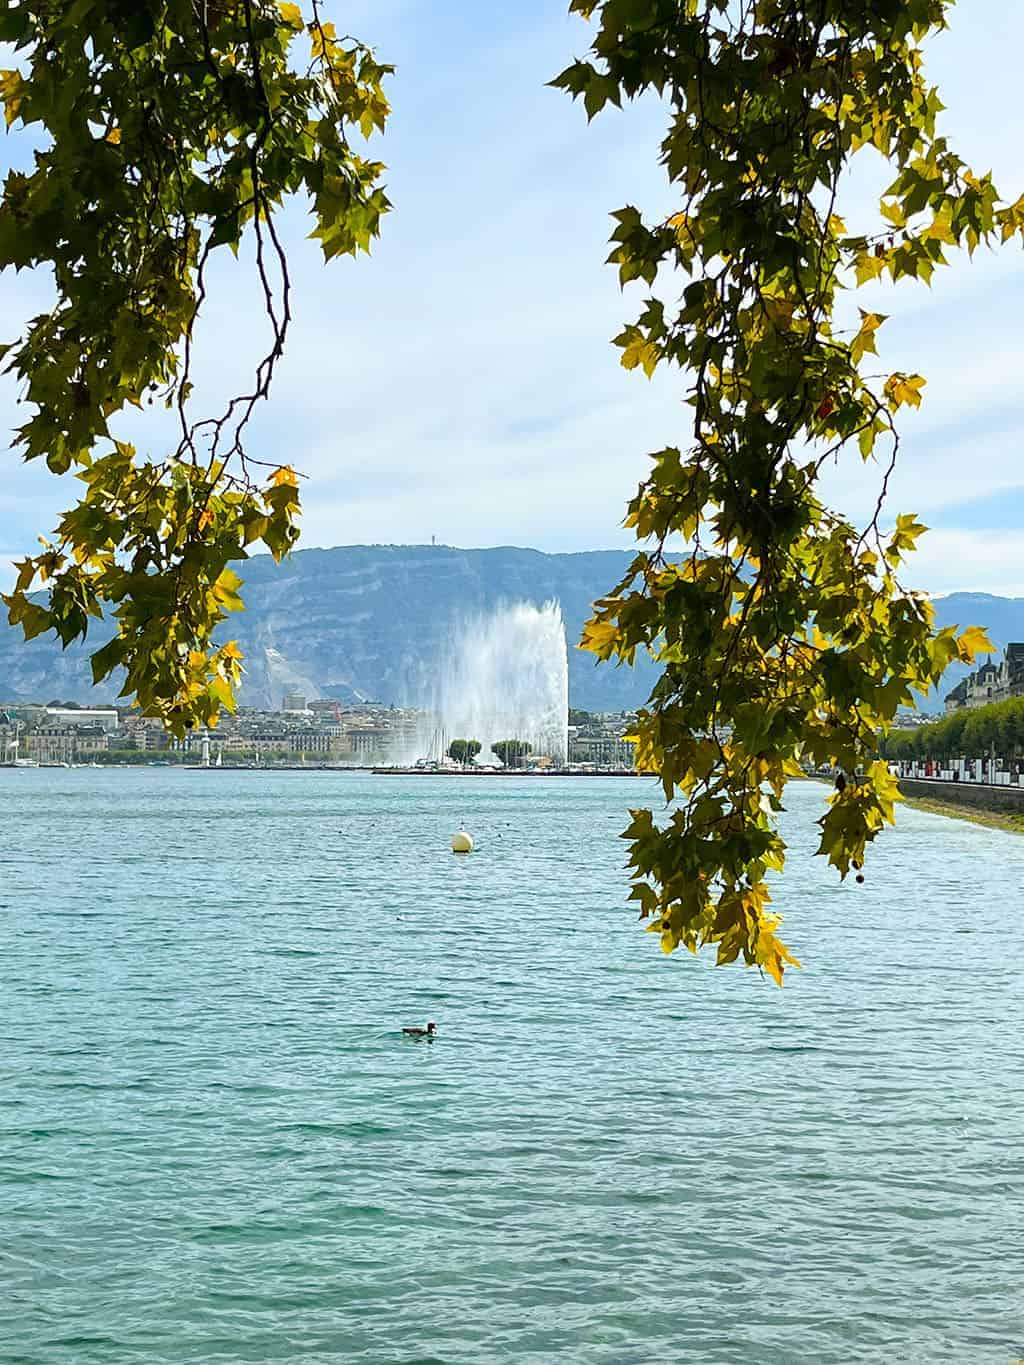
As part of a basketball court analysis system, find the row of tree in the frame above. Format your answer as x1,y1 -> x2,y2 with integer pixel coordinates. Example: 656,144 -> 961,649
881,697 -> 1024,761
447,739 -> 532,769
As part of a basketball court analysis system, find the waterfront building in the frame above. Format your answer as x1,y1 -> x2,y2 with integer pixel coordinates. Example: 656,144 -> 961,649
0,717 -> 20,764
348,727 -> 392,761
44,706 -> 119,732
569,735 -> 636,770
120,715 -> 169,751
23,724 -> 109,763
943,679 -> 968,713
288,729 -> 332,755
943,643 -> 1024,711
249,732 -> 296,754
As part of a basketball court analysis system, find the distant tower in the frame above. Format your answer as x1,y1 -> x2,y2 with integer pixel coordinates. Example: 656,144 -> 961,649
431,535 -> 436,546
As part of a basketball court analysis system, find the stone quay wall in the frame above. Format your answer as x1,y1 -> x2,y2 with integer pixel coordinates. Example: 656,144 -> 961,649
899,777 -> 1024,815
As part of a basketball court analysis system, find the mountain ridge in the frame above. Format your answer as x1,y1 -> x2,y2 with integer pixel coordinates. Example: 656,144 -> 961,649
0,542 -> 1017,712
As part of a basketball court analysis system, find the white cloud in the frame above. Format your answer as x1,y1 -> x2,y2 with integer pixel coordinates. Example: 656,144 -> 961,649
2,1 -> 1024,595
904,529 -> 1024,598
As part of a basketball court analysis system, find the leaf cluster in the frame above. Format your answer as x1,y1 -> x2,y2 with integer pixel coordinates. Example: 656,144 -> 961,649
556,0 -> 1015,981
1,1 -> 390,733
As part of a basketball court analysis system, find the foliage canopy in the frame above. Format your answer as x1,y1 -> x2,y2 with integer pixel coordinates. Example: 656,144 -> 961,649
554,0 -> 1014,981
448,738 -> 482,766
0,0 -> 389,734
492,739 -> 532,769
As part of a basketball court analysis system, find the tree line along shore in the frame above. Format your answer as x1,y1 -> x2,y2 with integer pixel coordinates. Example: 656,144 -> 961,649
881,695 -> 1024,765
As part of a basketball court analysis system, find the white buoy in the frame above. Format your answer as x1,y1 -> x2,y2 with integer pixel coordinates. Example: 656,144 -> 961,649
451,829 -> 474,853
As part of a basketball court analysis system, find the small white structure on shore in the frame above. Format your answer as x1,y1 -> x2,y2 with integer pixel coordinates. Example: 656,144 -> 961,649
451,829 -> 474,853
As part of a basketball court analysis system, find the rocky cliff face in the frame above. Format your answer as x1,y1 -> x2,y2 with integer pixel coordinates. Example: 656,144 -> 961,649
0,545 -> 659,711
0,545 -> 1016,712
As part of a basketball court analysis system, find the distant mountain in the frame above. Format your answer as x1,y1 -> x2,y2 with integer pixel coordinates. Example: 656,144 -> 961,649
0,545 -> 656,711
0,547 -> 1018,713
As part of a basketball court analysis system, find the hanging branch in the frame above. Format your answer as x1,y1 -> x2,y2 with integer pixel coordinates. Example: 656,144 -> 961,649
555,0 -> 1020,980
0,0 -> 391,734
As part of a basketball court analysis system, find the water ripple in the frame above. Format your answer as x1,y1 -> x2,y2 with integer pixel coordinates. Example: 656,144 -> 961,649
2,769 -> 1023,1363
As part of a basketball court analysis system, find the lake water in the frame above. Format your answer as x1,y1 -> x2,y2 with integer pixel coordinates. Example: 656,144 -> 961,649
2,769 -> 1023,1364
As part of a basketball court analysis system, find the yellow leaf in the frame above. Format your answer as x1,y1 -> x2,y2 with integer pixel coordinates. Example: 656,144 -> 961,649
879,199 -> 907,228
217,567 -> 243,594
850,309 -> 887,363
581,620 -> 620,652
854,251 -> 887,286
924,205 -> 956,245
0,70 -> 25,129
270,465 -> 300,488
277,1 -> 304,28
957,624 -> 995,662
212,567 -> 245,613
892,512 -> 928,543
884,373 -> 927,410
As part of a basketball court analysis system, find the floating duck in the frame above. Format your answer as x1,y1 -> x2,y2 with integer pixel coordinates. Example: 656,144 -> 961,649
402,1021 -> 437,1040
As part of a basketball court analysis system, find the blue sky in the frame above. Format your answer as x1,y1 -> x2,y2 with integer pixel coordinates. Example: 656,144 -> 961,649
1,0 -> 1023,596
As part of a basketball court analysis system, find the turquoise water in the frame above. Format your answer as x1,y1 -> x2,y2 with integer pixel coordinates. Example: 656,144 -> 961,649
2,770 -> 1023,1364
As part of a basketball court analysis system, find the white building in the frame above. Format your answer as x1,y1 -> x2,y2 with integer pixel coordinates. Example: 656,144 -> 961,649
45,707 -> 119,732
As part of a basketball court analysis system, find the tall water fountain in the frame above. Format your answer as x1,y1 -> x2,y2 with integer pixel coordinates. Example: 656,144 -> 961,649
427,601 -> 569,766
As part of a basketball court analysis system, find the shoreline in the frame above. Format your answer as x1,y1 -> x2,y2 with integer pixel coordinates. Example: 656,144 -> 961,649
371,768 -> 646,778
0,764 -> 648,778
900,791 -> 1024,835
7,765 -> 1021,827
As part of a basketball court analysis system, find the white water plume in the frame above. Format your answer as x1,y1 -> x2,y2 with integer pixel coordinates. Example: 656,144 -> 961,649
423,601 -> 569,765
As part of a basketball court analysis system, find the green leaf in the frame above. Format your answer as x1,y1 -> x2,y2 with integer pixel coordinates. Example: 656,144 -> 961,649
90,634 -> 125,685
